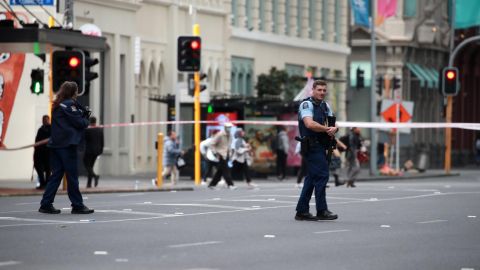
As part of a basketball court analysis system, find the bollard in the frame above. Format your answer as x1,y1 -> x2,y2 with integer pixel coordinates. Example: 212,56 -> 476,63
156,133 -> 164,187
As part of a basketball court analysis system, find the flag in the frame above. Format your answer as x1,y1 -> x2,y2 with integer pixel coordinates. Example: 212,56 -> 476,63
376,0 -> 397,26
293,77 -> 314,101
455,0 -> 480,29
351,0 -> 370,27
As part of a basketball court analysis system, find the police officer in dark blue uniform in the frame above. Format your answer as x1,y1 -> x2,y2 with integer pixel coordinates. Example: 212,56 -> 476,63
39,81 -> 94,214
295,80 -> 338,221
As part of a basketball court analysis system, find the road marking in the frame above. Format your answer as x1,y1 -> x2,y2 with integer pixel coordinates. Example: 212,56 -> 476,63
314,229 -> 351,234
264,235 -> 276,238
94,251 -> 108,255
96,210 -> 169,216
146,203 -> 251,210
168,241 -> 221,248
381,225 -> 391,228
15,202 -> 38,205
461,268 -> 474,270
417,219 -> 447,224
115,258 -> 129,262
0,217 -> 73,223
118,193 -> 145,197
468,216 -> 476,218
0,261 -> 21,267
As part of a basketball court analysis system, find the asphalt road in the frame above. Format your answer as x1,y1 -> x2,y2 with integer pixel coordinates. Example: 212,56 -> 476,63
1,172 -> 479,270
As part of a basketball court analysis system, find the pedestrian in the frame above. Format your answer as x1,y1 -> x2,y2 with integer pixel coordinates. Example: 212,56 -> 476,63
200,130 -> 219,185
475,133 -> 480,166
33,115 -> 51,189
84,116 -> 104,188
295,80 -> 338,221
345,127 -> 362,188
208,122 -> 236,190
39,81 -> 94,214
232,128 -> 257,188
295,141 -> 305,188
163,130 -> 183,186
276,126 -> 289,180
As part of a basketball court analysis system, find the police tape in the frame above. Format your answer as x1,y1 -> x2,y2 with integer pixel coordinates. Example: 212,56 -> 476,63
1,120 -> 479,151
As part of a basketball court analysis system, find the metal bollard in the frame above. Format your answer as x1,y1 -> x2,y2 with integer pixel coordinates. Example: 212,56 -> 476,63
156,133 -> 164,187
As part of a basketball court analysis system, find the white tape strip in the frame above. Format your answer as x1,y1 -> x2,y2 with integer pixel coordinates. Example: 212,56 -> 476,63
96,120 -> 480,131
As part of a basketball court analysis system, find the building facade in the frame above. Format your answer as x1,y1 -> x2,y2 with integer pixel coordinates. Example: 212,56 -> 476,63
0,0 -> 350,180
349,0 -> 450,168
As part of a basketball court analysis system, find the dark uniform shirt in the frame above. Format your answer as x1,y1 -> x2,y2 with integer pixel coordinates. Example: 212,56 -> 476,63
48,99 -> 89,148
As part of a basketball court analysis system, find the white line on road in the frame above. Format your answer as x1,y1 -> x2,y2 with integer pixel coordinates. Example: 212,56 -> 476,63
0,217 -> 74,224
145,203 -> 252,210
417,219 -> 448,224
115,258 -> 129,262
0,261 -> 21,267
96,209 -> 170,216
94,251 -> 108,255
168,241 -> 222,248
314,229 -> 351,234
118,193 -> 145,197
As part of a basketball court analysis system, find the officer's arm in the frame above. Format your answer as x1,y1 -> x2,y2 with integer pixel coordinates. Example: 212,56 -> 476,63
61,103 -> 89,129
303,117 -> 329,133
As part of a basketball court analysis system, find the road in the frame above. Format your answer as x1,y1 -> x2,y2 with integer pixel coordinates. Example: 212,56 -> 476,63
0,172 -> 479,270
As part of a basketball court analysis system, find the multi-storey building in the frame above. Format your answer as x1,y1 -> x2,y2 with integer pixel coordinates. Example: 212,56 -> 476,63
0,0 -> 350,180
349,0 -> 451,168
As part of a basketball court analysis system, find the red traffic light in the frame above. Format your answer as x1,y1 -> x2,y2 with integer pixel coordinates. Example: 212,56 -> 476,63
446,70 -> 455,80
191,40 -> 200,50
69,57 -> 80,68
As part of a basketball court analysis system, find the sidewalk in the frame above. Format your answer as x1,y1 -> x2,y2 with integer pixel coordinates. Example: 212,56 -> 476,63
0,169 -> 463,197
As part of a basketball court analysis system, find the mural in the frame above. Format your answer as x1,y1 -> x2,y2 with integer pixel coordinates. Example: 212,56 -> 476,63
0,12 -> 26,147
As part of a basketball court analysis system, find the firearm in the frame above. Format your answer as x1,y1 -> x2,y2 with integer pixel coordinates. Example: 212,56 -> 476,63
326,116 -> 336,164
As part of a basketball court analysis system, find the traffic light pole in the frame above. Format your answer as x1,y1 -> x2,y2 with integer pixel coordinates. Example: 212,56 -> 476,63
369,13 -> 378,175
193,24 -> 201,186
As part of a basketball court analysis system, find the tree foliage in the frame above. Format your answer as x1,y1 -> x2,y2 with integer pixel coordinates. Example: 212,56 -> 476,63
256,67 -> 306,101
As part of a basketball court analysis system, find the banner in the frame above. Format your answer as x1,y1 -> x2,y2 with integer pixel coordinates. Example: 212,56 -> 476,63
351,0 -> 370,27
455,0 -> 480,29
376,0 -> 397,26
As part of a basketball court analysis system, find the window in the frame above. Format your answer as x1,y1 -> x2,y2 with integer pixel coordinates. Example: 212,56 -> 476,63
309,0 -> 316,39
231,0 -> 238,26
272,0 -> 278,33
297,0 -> 302,37
322,0 -> 329,41
231,56 -> 255,96
246,0 -> 252,29
259,1 -> 265,31
404,0 -> 417,18
285,0 -> 290,35
335,0 -> 341,43
285,63 -> 304,76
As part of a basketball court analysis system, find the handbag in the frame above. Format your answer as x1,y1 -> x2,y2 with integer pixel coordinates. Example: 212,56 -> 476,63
176,156 -> 186,169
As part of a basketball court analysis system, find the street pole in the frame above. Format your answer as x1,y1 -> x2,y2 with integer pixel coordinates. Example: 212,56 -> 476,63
193,23 -> 201,186
369,5 -> 378,175
395,89 -> 400,171
445,0 -> 456,174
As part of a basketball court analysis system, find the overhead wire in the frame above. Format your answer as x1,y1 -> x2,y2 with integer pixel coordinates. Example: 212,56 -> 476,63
33,0 -> 62,26
0,0 -> 25,26
15,0 -> 49,27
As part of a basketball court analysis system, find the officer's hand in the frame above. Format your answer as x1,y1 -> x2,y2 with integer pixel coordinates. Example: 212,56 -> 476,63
327,127 -> 337,137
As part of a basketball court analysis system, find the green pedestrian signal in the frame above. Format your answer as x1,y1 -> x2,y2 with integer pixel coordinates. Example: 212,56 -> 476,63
30,68 -> 44,95
207,104 -> 213,113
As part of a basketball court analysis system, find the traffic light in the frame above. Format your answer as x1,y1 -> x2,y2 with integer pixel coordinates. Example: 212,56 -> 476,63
207,104 -> 214,114
177,36 -> 201,72
187,72 -> 208,96
441,67 -> 459,96
356,67 -> 364,89
30,68 -> 44,95
52,50 -> 85,94
376,75 -> 384,95
83,51 -> 99,95
392,76 -> 401,90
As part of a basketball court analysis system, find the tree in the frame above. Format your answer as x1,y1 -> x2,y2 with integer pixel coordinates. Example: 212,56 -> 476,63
256,67 -> 306,101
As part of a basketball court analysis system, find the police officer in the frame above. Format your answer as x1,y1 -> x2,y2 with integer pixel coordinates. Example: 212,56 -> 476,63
39,81 -> 94,214
295,80 -> 338,221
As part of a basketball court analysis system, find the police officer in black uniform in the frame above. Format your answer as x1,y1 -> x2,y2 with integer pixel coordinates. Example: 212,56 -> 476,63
39,81 -> 94,214
33,115 -> 51,189
295,80 -> 338,221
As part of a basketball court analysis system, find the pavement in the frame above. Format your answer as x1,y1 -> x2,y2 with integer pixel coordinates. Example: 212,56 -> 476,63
0,168 -> 463,197
0,171 -> 479,270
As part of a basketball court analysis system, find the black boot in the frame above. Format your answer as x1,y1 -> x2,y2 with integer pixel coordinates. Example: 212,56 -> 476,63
334,175 -> 344,186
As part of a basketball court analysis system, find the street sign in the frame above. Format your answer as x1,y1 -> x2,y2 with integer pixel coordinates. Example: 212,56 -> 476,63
380,99 -> 414,134
10,0 -> 54,5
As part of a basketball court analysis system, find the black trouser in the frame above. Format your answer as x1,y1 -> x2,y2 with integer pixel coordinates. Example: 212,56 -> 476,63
276,150 -> 287,179
202,160 -> 216,182
34,154 -> 50,188
296,157 -> 307,184
83,153 -> 99,187
209,157 -> 234,187
233,160 -> 251,183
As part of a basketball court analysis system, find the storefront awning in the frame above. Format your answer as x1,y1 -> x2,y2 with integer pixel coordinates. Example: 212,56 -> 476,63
406,63 -> 436,88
